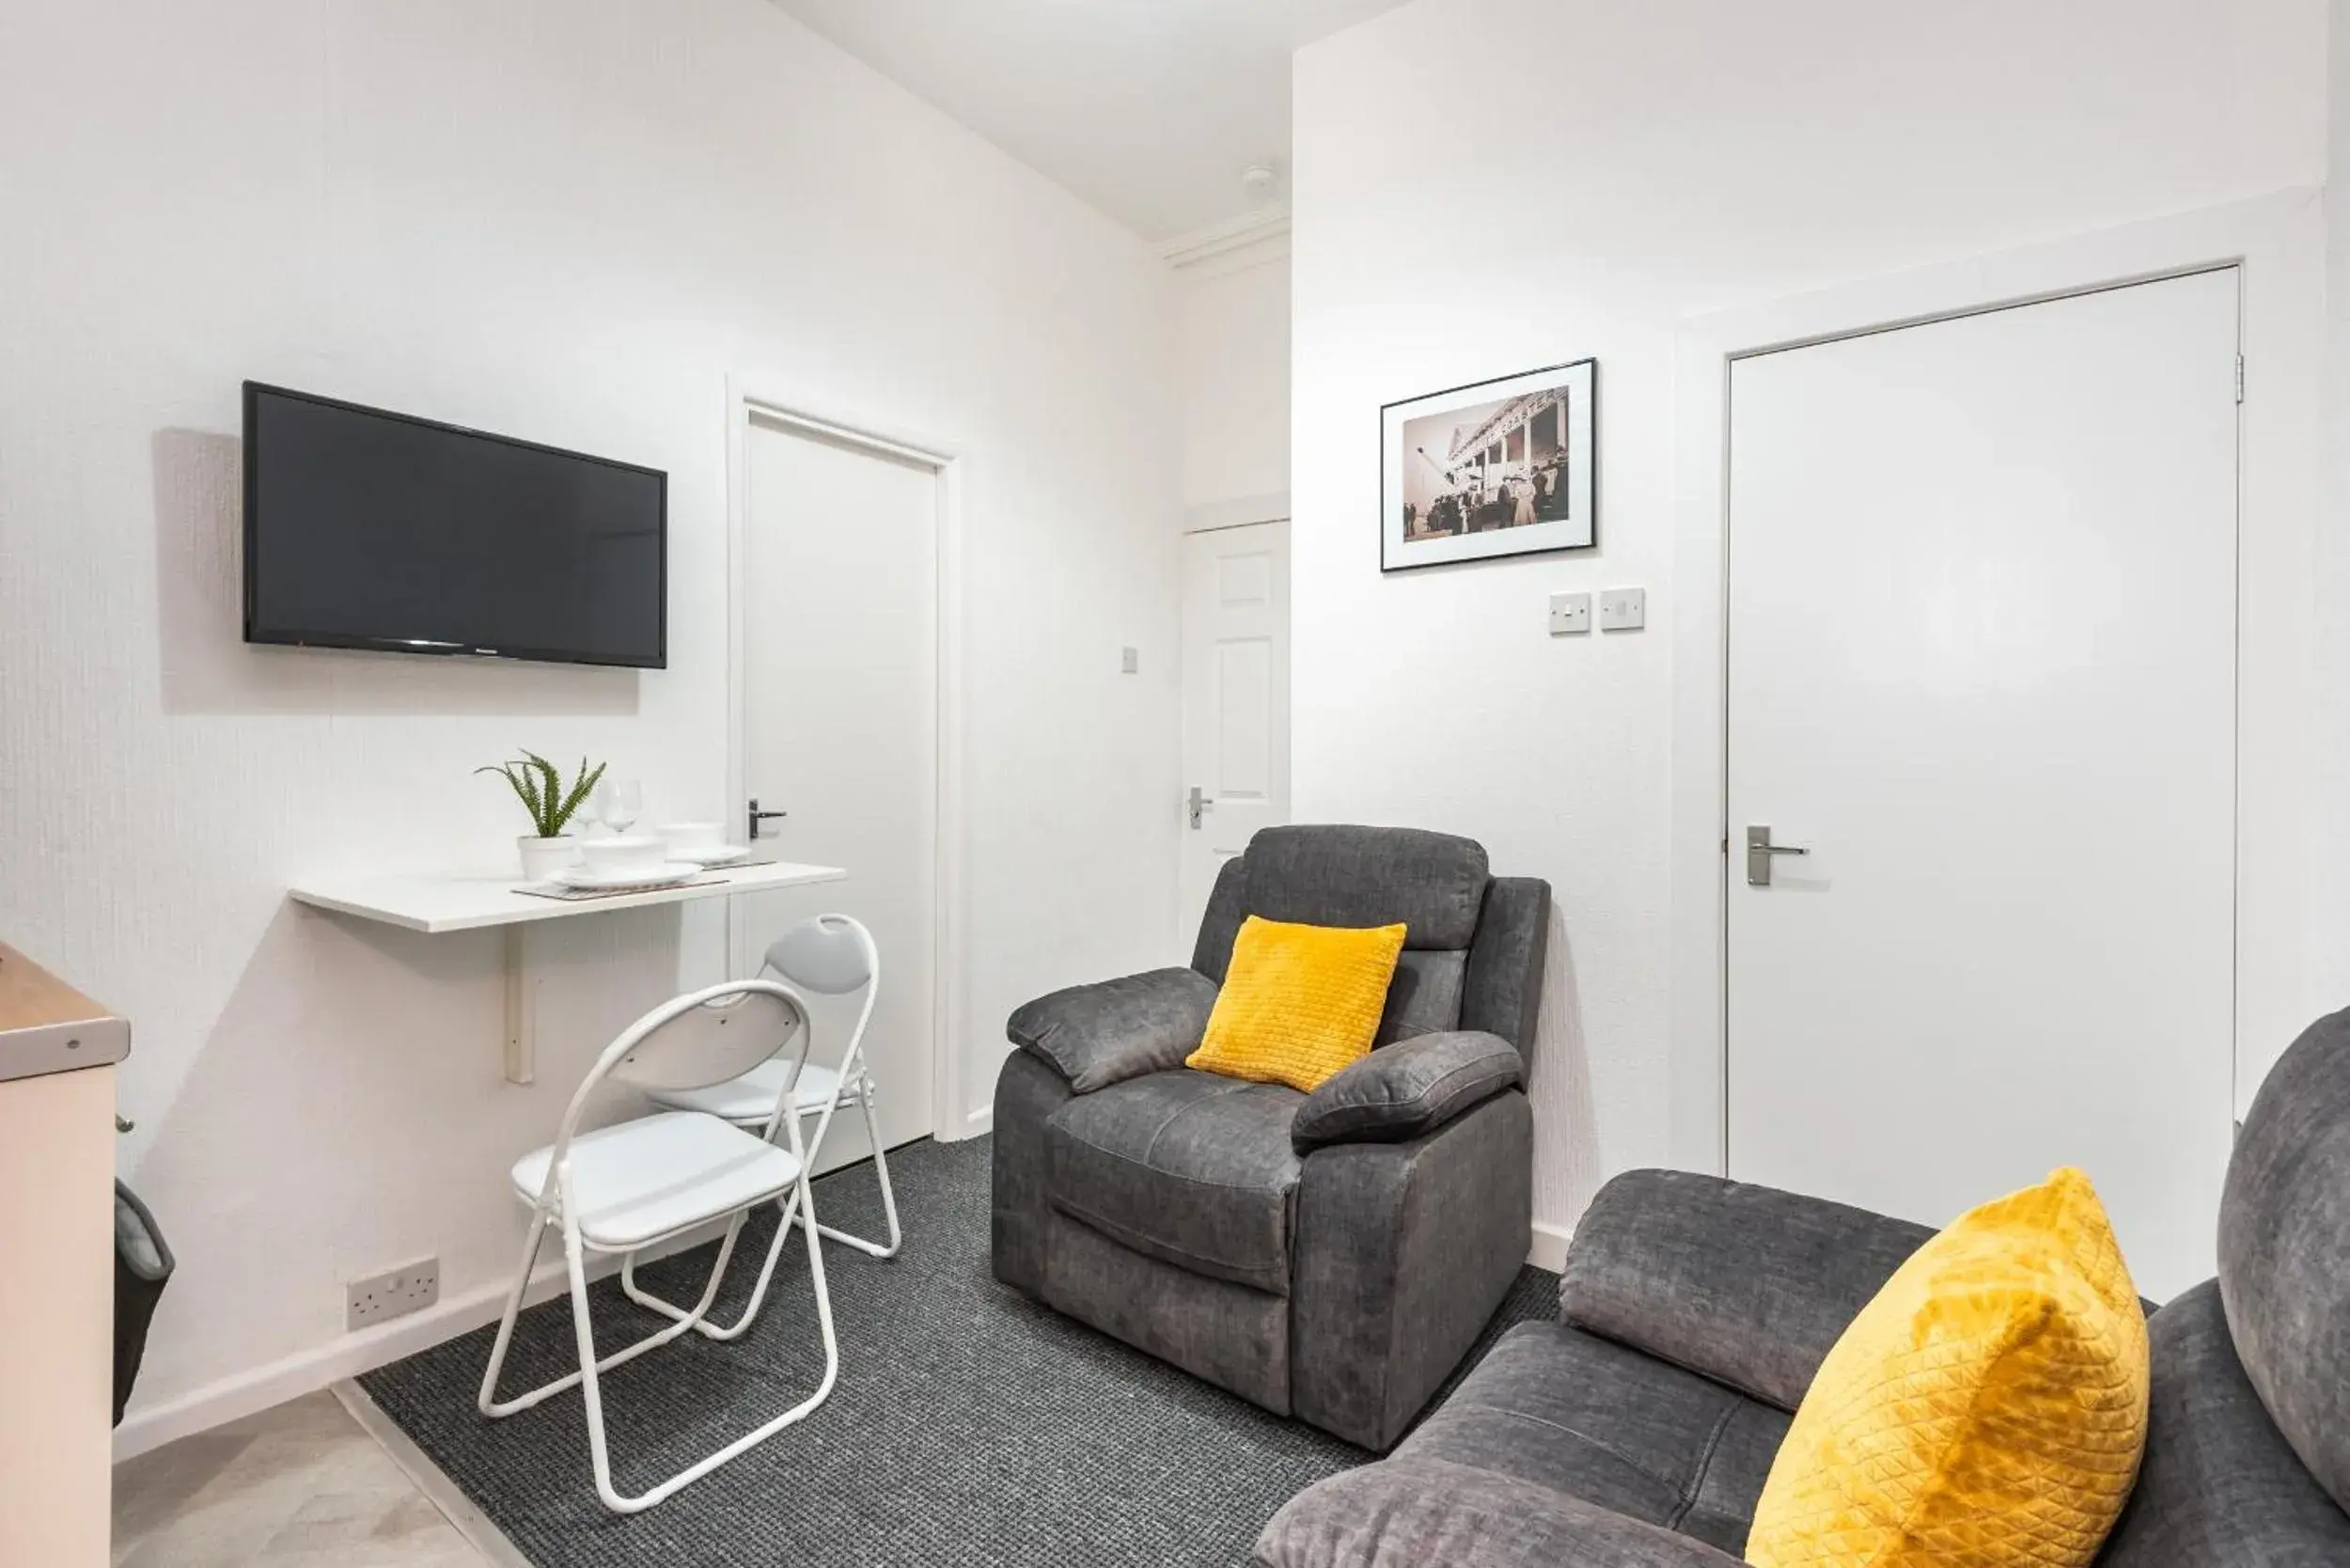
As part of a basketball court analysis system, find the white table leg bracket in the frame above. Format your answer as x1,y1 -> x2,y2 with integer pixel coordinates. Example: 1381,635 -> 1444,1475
503,925 -> 535,1085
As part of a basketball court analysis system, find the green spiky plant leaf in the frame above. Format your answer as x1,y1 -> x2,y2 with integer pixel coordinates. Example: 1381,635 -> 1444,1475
474,761 -> 544,830
478,751 -> 607,838
523,751 -> 563,833
552,756 -> 607,835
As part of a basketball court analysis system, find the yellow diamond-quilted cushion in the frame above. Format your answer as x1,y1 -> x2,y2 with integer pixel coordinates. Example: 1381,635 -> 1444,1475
1185,916 -> 1405,1094
1746,1167 -> 2149,1568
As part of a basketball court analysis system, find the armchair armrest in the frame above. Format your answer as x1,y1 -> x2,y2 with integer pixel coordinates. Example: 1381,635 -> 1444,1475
1292,1031 -> 1522,1152
1559,1168 -> 1933,1411
1006,967 -> 1217,1093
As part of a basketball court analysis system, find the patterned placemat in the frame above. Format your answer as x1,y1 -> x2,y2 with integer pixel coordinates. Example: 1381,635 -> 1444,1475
510,853 -> 786,902
513,874 -> 724,902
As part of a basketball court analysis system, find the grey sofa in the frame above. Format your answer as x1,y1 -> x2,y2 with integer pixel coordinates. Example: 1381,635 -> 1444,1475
991,825 -> 1550,1451
1258,1008 -> 2350,1566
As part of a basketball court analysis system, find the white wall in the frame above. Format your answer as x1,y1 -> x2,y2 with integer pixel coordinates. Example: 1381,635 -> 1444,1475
1177,237 -> 1292,523
1294,0 -> 2328,1234
0,0 -> 1181,1443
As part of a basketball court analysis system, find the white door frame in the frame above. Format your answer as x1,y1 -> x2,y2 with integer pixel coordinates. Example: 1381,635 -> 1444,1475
1668,189 -> 2323,1176
725,373 -> 970,1145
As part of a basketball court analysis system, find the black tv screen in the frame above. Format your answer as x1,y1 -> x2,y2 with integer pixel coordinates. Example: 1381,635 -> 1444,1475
243,382 -> 666,667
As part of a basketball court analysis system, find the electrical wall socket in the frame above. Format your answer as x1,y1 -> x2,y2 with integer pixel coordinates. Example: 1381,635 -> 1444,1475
1548,591 -> 1591,635
347,1257 -> 440,1331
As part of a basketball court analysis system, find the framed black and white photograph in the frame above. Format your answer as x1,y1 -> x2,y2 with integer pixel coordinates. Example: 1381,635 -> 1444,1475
1381,358 -> 1596,572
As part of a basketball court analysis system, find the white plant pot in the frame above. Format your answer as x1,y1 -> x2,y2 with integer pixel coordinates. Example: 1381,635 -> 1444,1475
518,835 -> 579,882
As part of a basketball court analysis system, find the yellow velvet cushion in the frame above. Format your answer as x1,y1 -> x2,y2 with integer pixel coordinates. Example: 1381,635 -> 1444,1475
1746,1168 -> 2150,1568
1185,916 -> 1406,1093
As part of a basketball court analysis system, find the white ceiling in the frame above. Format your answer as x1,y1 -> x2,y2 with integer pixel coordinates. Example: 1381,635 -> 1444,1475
766,0 -> 1413,243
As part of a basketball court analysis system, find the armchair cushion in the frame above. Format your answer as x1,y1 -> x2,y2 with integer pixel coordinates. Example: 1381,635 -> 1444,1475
2099,1281 -> 2350,1566
1291,1030 -> 1522,1152
1256,1455 -> 1748,1568
1559,1169 -> 1933,1412
1045,1068 -> 1303,1294
1244,824 -> 1491,949
2217,1006 -> 2350,1513
1374,949 -> 1469,1044
1402,1321 -> 1789,1555
1007,966 -> 1218,1093
1459,875 -> 1550,1052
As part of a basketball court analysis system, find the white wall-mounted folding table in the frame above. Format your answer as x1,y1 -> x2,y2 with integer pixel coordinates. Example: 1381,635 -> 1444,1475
289,861 -> 845,1085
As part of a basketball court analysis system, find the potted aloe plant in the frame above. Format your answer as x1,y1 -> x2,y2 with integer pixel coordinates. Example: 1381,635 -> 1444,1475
478,751 -> 607,880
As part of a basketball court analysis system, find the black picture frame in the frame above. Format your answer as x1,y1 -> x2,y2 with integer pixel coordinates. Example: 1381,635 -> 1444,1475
1381,357 -> 1598,572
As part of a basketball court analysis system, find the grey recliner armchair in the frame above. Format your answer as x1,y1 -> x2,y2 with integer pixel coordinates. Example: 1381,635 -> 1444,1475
991,825 -> 1550,1451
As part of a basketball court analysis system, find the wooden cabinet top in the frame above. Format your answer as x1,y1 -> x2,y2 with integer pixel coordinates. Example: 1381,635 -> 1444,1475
0,944 -> 129,1082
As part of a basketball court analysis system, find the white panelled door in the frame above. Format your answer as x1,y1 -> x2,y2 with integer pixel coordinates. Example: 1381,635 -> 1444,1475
1725,269 -> 2239,1302
1180,520 -> 1291,937
742,416 -> 937,1174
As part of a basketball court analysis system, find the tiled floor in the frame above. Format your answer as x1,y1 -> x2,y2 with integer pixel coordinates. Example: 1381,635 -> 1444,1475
111,1388 -> 516,1568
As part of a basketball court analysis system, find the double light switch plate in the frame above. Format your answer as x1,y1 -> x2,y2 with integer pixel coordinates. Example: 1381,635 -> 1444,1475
1550,587 -> 1646,635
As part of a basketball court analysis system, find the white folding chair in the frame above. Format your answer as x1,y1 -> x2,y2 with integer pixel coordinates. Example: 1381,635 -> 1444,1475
477,979 -> 837,1515
631,916 -> 901,1289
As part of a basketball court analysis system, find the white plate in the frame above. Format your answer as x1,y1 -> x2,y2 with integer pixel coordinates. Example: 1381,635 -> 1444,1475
675,845 -> 756,868
550,860 -> 705,891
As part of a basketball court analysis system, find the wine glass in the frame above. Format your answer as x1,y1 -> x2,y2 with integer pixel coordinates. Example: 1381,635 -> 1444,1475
596,778 -> 643,837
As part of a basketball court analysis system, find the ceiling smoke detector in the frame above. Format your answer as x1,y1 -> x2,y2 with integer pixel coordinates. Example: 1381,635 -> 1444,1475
1241,162 -> 1278,196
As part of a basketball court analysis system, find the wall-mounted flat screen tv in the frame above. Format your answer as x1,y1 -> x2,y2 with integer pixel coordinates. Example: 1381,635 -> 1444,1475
243,382 -> 666,668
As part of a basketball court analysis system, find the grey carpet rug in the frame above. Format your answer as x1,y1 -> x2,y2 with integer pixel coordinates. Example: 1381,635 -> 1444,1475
362,1135 -> 1558,1567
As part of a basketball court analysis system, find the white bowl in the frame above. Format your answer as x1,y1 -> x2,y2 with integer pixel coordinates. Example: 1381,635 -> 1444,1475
579,834 -> 667,876
659,821 -> 727,857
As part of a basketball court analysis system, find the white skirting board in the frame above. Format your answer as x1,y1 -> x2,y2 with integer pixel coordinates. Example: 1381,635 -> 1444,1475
111,1221 -> 726,1463
1528,1220 -> 1572,1274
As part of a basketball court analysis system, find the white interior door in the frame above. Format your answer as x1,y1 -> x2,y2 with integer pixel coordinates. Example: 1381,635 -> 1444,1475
1180,520 -> 1291,937
742,416 -> 937,1172
1725,269 -> 2239,1303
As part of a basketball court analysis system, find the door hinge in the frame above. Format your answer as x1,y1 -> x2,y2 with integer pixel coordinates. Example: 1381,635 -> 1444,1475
2235,353 -> 2246,404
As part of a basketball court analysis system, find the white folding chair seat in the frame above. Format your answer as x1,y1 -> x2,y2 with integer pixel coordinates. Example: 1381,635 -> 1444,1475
652,1060 -> 846,1126
508,1112 -> 799,1252
638,914 -> 901,1270
478,980 -> 838,1514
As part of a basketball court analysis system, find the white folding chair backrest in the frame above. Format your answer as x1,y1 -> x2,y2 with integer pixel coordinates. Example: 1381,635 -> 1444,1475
762,916 -> 878,1075
763,916 -> 874,996
609,984 -> 806,1093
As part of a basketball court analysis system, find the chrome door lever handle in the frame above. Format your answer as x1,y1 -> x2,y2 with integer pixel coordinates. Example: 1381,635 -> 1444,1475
1745,825 -> 1809,886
